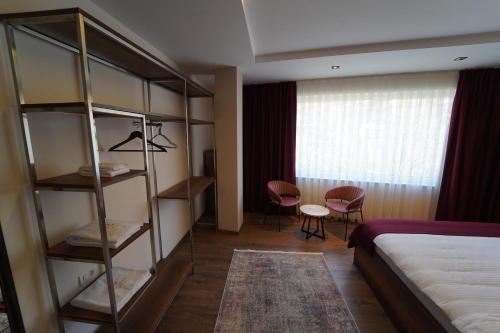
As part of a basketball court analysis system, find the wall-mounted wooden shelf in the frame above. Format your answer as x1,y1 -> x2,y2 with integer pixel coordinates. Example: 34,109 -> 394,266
46,224 -> 151,263
157,176 -> 215,200
34,170 -> 146,191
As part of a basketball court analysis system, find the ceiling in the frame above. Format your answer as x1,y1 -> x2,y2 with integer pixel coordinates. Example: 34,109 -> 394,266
92,0 -> 254,69
92,0 -> 500,83
244,0 -> 500,55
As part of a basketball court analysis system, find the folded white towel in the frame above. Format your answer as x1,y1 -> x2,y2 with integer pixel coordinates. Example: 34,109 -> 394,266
65,220 -> 143,249
71,267 -> 151,314
0,313 -> 8,331
78,168 -> 130,178
79,163 -> 129,171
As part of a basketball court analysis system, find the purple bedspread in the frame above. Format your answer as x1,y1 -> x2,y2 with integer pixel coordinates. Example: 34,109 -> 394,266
348,219 -> 500,254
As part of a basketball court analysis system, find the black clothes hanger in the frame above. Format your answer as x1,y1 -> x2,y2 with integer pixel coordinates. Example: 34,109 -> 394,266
109,130 -> 167,152
152,124 -> 177,149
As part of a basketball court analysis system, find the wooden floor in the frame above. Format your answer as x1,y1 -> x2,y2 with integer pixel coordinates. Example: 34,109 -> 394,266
156,213 -> 396,333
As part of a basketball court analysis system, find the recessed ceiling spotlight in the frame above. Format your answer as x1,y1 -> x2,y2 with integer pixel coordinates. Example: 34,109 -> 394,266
453,57 -> 468,62
331,65 -> 340,69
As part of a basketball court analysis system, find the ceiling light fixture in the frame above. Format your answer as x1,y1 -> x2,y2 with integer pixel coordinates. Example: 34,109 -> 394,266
331,65 -> 340,69
453,57 -> 468,62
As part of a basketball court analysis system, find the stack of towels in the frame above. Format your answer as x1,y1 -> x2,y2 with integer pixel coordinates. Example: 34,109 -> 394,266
65,220 -> 143,249
0,291 -> 7,331
71,267 -> 151,314
0,313 -> 8,331
78,163 -> 130,178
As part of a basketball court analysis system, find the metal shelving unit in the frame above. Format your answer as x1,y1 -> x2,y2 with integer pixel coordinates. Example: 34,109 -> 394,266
2,7 -> 216,333
143,80 -> 218,283
144,79 -> 218,261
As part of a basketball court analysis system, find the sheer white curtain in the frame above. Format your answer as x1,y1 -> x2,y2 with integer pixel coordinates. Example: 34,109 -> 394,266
296,72 -> 458,220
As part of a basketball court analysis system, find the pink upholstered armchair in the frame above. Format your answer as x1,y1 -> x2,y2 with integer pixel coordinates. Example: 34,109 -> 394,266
267,180 -> 301,231
325,186 -> 365,240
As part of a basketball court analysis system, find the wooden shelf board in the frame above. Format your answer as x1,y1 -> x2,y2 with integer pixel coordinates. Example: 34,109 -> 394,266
186,81 -> 213,98
2,8 -> 180,82
146,112 -> 185,123
20,102 -> 86,114
92,103 -> 148,118
35,170 -> 146,191
47,224 -> 151,263
20,102 -> 200,124
155,80 -> 212,98
20,102 -> 143,119
157,176 -> 215,200
195,213 -> 217,228
2,8 -> 212,97
190,118 -> 214,125
58,259 -> 192,329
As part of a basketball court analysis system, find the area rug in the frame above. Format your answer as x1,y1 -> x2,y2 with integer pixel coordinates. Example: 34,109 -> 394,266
214,250 -> 359,333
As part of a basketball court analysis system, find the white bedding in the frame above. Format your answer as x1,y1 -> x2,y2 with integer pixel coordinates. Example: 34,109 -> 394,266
374,234 -> 500,333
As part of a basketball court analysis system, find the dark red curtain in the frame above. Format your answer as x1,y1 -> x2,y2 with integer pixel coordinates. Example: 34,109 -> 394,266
436,68 -> 500,222
243,82 -> 297,213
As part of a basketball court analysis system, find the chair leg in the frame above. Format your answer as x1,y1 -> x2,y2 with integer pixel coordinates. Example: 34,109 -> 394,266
344,212 -> 349,241
265,202 -> 274,225
278,206 -> 281,232
264,204 -> 268,224
301,213 -> 307,232
321,217 -> 326,239
360,209 -> 364,222
325,203 -> 331,223
306,215 -> 312,239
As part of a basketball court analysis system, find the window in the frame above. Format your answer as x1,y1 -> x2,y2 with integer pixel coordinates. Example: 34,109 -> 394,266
296,72 -> 457,187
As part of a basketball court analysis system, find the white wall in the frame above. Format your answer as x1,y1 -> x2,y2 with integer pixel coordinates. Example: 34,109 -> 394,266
0,3 -> 213,333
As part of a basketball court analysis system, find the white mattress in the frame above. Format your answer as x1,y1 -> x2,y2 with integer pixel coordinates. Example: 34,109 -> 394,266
374,234 -> 500,333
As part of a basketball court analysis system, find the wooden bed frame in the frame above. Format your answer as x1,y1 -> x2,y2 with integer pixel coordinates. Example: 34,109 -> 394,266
353,247 -> 447,333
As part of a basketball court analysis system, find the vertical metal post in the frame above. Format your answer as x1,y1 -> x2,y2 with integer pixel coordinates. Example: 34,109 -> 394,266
183,81 -> 195,272
5,23 -> 65,333
146,81 -> 163,260
210,96 -> 219,230
75,14 -> 120,332
139,112 -> 158,272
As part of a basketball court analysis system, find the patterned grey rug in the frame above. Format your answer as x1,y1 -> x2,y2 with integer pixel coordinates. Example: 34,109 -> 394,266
214,250 -> 359,333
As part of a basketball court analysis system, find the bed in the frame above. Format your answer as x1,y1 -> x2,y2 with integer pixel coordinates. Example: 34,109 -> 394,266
348,219 -> 500,333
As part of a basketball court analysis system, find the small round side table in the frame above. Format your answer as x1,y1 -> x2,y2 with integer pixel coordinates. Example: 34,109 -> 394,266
300,205 -> 329,240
